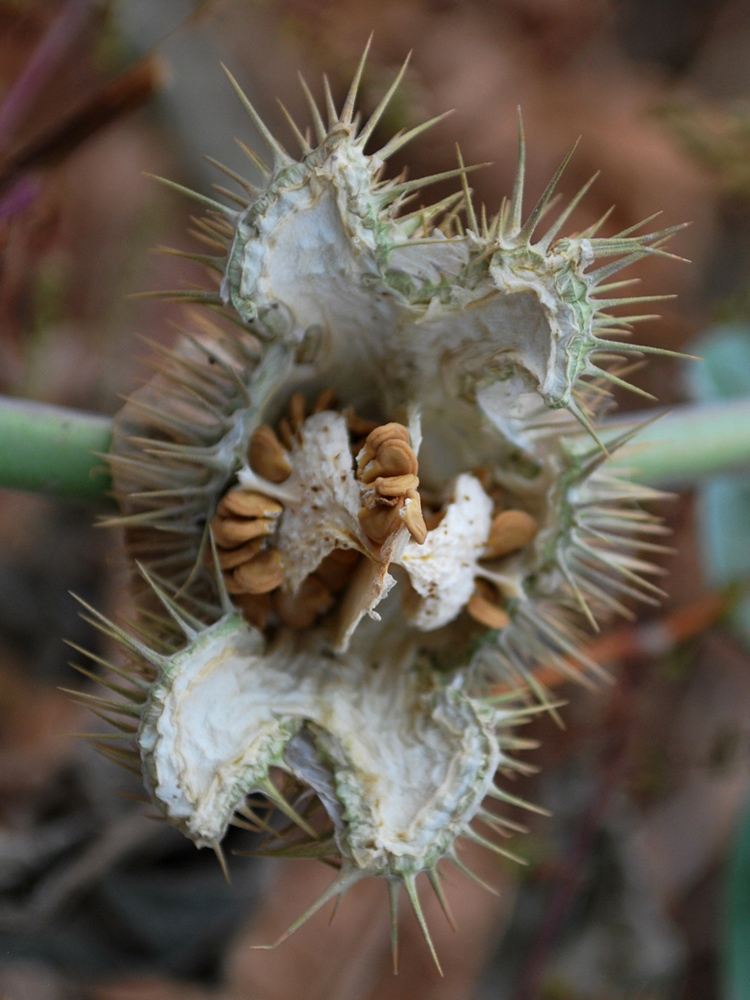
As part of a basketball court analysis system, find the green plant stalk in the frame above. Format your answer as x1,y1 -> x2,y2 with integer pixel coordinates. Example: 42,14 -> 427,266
1,396 -> 750,502
603,399 -> 750,486
0,397 -> 112,502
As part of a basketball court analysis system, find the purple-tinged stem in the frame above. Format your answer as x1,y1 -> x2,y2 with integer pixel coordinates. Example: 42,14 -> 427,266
0,0 -> 94,150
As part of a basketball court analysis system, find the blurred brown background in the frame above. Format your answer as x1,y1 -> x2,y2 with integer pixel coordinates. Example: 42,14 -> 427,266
2,1 -> 750,997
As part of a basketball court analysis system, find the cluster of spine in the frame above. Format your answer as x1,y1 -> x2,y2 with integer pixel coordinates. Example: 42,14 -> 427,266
83,38 -> 688,968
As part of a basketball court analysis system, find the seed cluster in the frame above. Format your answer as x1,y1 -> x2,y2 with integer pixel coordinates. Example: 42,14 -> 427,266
356,423 -> 427,545
212,391 -> 369,631
211,489 -> 284,627
212,394 -> 540,638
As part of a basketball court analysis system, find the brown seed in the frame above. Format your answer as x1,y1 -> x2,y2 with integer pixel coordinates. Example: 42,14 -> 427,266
358,503 -> 404,545
315,548 -> 361,591
467,583 -> 511,631
212,515 -> 275,549
377,439 -> 419,476
357,423 -> 412,476
401,490 -> 427,544
365,422 -> 410,452
484,509 -> 539,560
232,549 -> 285,594
288,393 -> 306,432
218,490 -> 283,520
233,592 -> 272,630
360,439 -> 418,483
249,425 -> 292,483
274,574 -> 334,628
216,537 -> 264,570
313,388 -> 337,413
277,417 -> 295,451
223,571 -> 249,595
375,473 -> 420,497
345,408 -> 379,437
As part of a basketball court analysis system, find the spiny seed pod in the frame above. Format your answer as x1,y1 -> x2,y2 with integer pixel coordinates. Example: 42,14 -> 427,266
82,39 -> 685,969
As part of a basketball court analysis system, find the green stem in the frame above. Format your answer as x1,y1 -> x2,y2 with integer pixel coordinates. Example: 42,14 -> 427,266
0,397 -> 112,502
602,399 -> 750,486
0,396 -> 750,503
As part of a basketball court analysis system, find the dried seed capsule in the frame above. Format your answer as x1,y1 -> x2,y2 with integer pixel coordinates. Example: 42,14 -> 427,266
274,574 -> 334,628
467,581 -> 511,630
232,548 -> 285,594
483,509 -> 539,560
217,490 -> 283,520
249,425 -> 292,483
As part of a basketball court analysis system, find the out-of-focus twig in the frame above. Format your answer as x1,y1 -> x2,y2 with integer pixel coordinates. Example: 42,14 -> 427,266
0,0 -> 95,150
0,56 -> 164,201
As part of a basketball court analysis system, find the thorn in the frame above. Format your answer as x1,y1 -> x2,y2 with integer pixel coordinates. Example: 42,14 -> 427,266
447,851 -> 501,896
591,338 -> 702,362
277,99 -> 311,154
375,110 -> 454,160
506,107 -> 525,237
203,154 -> 258,196
388,879 -> 400,974
298,73 -> 326,143
322,74 -> 338,129
536,172 -> 599,250
341,33 -> 373,125
208,529 -> 237,617
587,367 -> 657,401
579,204 -> 616,238
235,138 -> 270,177
517,139 -> 579,245
328,893 -> 343,925
484,785 -> 551,816
212,841 -> 231,884
222,64 -> 293,168
558,558 -> 600,632
70,593 -> 166,668
567,398 -> 610,456
428,868 -> 457,932
251,867 -> 361,950
465,827 -> 528,866
456,144 -> 478,233
64,640 -> 150,692
402,874 -> 443,976
135,562 -> 198,640
258,777 -> 319,839
377,162 -> 490,204
357,51 -> 412,147
145,174 -> 235,216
